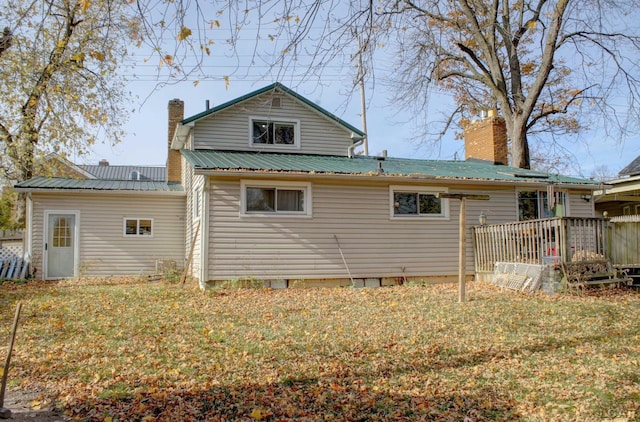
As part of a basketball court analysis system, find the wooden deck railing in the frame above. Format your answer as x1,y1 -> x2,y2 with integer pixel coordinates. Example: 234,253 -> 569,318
473,217 -> 609,273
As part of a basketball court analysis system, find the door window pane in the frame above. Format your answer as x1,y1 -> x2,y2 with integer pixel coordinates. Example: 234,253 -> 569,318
53,217 -> 71,247
518,191 -> 539,221
519,191 -> 567,221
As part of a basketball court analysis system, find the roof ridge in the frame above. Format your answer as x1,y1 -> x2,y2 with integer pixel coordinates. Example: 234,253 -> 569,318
180,82 -> 365,137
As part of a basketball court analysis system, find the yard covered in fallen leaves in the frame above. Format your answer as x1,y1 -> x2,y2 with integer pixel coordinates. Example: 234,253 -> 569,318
1,280 -> 639,421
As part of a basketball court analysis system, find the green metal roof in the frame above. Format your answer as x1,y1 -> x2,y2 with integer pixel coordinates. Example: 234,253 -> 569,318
182,150 -> 599,186
15,176 -> 184,192
180,82 -> 366,137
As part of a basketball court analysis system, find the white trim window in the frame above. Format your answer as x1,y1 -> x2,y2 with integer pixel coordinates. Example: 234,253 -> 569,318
124,218 -> 153,236
241,180 -> 311,217
390,186 -> 449,219
249,117 -> 300,148
517,190 -> 568,221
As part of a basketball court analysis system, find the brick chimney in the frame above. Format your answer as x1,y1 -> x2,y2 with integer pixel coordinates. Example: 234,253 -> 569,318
167,98 -> 184,183
464,111 -> 508,166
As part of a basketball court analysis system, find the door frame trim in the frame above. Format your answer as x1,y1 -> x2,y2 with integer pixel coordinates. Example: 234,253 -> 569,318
43,210 -> 80,280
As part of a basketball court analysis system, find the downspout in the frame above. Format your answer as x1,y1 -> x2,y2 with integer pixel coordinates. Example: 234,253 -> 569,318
348,137 -> 365,158
25,194 -> 32,267
200,177 -> 210,288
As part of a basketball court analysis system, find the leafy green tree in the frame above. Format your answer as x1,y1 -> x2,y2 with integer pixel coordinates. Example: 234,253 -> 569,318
0,0 -> 136,181
0,188 -> 18,230
0,0 -> 139,224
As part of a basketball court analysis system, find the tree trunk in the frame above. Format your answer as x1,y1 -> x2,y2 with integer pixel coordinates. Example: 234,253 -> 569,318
510,115 -> 531,169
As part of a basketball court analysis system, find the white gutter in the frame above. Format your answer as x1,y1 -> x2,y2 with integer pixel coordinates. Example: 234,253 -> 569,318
347,137 -> 364,158
171,122 -> 194,150
193,169 -> 600,189
13,188 -> 186,196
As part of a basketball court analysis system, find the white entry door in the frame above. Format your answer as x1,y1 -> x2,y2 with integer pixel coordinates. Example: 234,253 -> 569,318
45,213 -> 77,279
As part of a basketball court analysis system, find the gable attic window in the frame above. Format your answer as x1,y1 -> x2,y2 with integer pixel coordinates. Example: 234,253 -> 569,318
517,190 -> 568,221
241,180 -> 311,217
390,186 -> 449,219
124,218 -> 153,236
250,117 -> 300,148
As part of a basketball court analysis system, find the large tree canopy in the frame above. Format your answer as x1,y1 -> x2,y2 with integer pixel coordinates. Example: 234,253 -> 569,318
0,0 -> 137,184
140,0 -> 640,170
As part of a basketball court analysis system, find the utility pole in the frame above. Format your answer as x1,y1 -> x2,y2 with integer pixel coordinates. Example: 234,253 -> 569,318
356,35 -> 368,156
437,193 -> 490,302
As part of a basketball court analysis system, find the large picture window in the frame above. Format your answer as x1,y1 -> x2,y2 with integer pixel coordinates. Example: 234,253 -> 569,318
241,181 -> 311,216
250,117 -> 300,148
124,218 -> 153,236
518,190 -> 567,221
390,186 -> 449,219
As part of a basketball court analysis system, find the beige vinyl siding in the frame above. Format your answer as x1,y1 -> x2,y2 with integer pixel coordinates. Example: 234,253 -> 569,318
187,176 -> 206,280
192,94 -> 354,155
184,163 -> 205,281
30,193 -> 185,277
206,178 -> 522,282
568,191 -> 596,217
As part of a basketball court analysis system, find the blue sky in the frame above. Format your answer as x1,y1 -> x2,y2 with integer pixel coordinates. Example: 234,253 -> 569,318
83,76 -> 639,179
79,4 -> 640,180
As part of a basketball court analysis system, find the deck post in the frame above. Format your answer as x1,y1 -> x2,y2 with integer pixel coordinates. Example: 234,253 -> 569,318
438,193 -> 490,303
459,197 -> 467,302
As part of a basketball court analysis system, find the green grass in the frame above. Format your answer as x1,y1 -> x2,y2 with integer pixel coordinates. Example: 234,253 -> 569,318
1,280 -> 639,421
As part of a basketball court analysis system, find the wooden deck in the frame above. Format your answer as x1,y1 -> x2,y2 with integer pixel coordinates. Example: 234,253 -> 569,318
473,217 -> 608,274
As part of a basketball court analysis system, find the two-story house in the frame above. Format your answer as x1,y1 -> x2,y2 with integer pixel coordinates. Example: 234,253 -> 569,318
16,83 -> 600,287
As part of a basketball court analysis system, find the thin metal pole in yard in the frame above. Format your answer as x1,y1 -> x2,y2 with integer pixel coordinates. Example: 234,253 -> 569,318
334,235 -> 355,286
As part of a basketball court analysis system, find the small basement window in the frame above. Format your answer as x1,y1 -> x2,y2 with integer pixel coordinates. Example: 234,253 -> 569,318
241,180 -> 311,217
124,218 -> 153,236
250,117 -> 300,148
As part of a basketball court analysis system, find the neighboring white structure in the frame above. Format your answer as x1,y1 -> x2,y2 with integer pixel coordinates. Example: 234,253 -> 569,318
16,83 -> 600,287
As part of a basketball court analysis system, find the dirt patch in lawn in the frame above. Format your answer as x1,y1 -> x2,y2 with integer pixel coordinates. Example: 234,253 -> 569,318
2,388 -> 63,421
